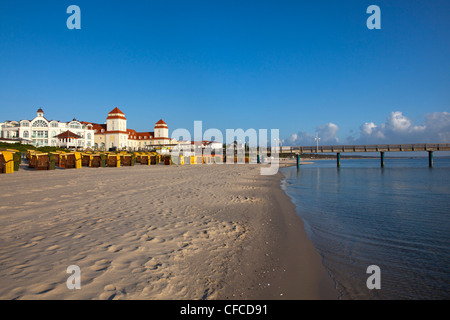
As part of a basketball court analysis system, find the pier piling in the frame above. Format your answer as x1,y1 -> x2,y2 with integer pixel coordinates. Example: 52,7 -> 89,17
428,151 -> 433,168
337,152 -> 341,168
380,152 -> 385,168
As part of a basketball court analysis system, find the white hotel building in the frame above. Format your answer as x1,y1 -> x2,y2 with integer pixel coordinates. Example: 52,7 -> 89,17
83,107 -> 177,151
0,107 -> 176,151
0,108 -> 95,148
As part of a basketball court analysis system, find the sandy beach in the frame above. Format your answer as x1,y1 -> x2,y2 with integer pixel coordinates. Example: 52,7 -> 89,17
0,163 -> 337,300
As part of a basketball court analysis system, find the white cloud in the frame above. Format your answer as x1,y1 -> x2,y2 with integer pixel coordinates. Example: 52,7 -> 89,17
286,111 -> 450,146
287,122 -> 339,146
348,111 -> 450,144
361,122 -> 377,135
387,111 -> 414,132
317,122 -> 339,144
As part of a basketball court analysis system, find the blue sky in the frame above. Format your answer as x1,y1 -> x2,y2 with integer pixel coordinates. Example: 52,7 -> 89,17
1,0 -> 449,145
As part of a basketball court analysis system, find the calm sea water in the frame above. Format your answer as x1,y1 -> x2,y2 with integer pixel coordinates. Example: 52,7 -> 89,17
281,158 -> 450,300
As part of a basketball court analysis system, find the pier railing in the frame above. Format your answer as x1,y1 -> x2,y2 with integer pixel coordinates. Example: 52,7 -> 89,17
269,143 -> 450,154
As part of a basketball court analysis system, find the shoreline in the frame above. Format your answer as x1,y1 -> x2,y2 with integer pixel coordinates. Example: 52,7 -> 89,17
0,164 -> 337,300
254,164 -> 338,299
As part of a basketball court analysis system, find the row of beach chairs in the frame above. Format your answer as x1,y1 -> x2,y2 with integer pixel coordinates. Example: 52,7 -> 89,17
1,150 -> 254,174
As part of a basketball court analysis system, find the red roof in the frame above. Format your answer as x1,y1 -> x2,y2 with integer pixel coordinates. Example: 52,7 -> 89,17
92,123 -> 107,132
55,130 -> 82,139
106,114 -> 126,120
81,122 -> 106,133
106,107 -> 126,120
127,129 -> 154,140
37,108 -> 44,113
155,119 -> 168,129
108,107 -> 125,115
79,121 -> 94,128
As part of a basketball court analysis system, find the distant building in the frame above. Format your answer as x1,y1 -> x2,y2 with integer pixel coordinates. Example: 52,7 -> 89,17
83,107 -> 177,151
0,107 -> 201,152
0,108 -> 95,148
55,130 -> 83,149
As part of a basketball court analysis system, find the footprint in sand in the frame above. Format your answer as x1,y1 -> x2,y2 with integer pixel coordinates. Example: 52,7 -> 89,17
140,234 -> 154,242
8,287 -> 26,299
71,253 -> 87,261
28,283 -> 56,295
131,267 -> 146,274
99,291 -> 116,300
106,245 -> 122,253
99,284 -> 121,300
149,237 -> 165,244
46,245 -> 59,251
23,242 -> 38,248
144,259 -> 161,270
9,264 -> 30,275
104,284 -> 116,291
92,259 -> 111,272
177,242 -> 190,249
230,195 -> 259,203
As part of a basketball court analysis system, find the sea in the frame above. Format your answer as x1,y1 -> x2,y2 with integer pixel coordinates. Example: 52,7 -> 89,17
280,158 -> 450,300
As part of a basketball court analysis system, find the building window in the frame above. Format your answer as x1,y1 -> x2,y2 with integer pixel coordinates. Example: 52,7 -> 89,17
33,131 -> 48,138
32,120 -> 48,127
51,122 -> 59,128
23,131 -> 29,138
21,122 -> 29,127
87,133 -> 91,140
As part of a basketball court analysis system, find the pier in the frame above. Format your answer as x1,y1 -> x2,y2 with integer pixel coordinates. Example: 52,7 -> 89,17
278,143 -> 450,168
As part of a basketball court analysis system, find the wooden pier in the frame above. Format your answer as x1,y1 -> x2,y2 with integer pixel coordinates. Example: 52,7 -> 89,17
276,143 -> 450,168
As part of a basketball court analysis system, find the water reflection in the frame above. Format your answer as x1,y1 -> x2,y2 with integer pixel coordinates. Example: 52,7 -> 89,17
281,159 -> 450,299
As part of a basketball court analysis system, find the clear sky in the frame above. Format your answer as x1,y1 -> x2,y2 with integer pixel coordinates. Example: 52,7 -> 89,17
1,0 -> 449,145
